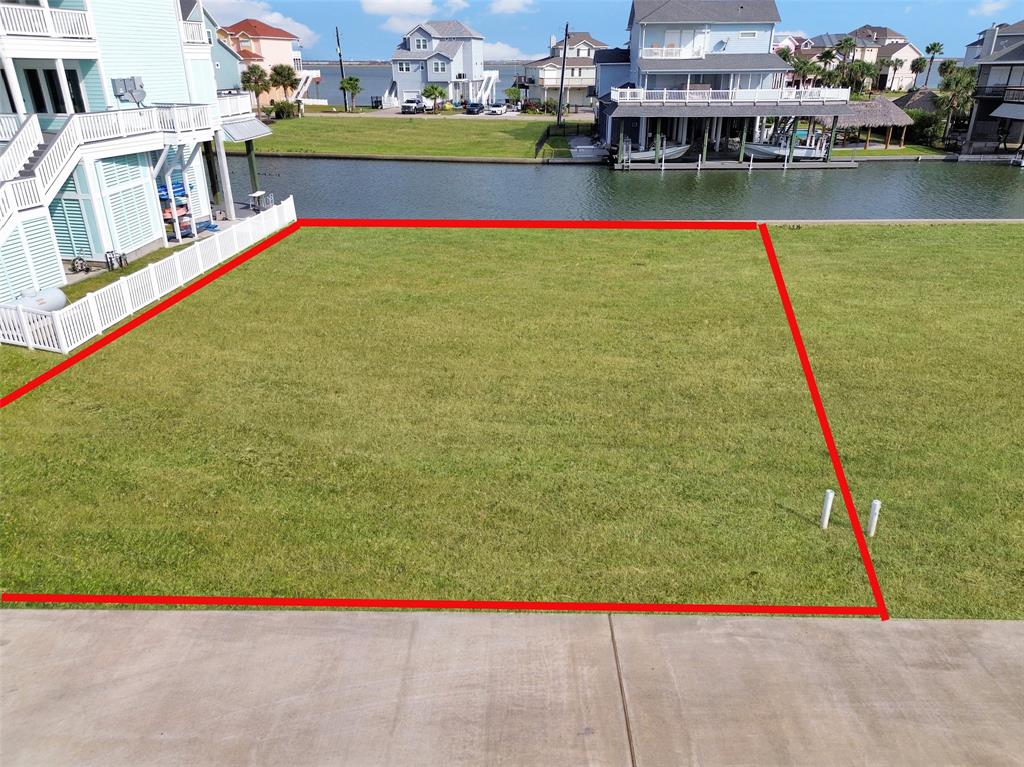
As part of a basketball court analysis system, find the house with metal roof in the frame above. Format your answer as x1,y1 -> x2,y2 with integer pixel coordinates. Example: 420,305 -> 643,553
962,21 -> 1024,153
595,0 -> 852,164
522,32 -> 610,106
383,20 -> 497,107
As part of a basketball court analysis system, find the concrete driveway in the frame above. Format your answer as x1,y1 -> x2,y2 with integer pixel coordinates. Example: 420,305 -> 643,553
2,611 -> 1021,766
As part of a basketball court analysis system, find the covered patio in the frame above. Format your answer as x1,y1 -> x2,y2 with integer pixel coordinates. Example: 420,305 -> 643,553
836,97 -> 914,150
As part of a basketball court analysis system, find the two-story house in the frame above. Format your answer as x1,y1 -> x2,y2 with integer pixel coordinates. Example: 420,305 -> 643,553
383,20 -> 497,107
847,25 -> 922,91
0,0 -> 266,304
522,32 -> 609,106
219,18 -> 319,103
962,21 -> 1024,153
595,0 -> 851,163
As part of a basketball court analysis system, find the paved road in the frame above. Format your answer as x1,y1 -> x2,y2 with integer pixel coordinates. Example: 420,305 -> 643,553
2,611 -> 1021,766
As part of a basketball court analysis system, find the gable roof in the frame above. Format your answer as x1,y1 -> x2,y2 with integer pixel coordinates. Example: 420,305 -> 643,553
414,20 -> 483,39
223,19 -> 299,40
554,32 -> 608,49
238,49 -> 264,61
179,0 -> 198,20
878,41 -> 920,58
808,33 -> 879,48
892,88 -> 939,113
394,40 -> 464,61
850,25 -> 906,40
527,56 -> 598,68
976,38 -> 1024,64
629,0 -> 781,25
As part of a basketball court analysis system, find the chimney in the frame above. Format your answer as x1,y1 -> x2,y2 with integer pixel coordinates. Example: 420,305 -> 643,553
550,33 -> 557,49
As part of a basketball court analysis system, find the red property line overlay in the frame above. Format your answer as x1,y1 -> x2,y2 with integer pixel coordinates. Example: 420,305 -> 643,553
0,217 -> 887,621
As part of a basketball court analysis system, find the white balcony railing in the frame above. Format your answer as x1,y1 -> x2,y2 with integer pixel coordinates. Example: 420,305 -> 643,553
640,46 -> 704,59
610,87 -> 851,105
155,104 -> 213,134
0,4 -> 93,39
217,93 -> 255,119
0,114 -> 22,142
0,116 -> 42,182
182,20 -> 207,44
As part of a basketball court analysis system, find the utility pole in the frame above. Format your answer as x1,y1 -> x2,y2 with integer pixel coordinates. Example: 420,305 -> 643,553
556,22 -> 569,126
336,26 -> 348,112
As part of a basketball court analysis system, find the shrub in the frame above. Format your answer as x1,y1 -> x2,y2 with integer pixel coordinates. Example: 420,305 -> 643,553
905,108 -> 943,146
273,101 -> 297,119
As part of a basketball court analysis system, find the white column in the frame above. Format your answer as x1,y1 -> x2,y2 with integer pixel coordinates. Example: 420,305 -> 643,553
55,58 -> 74,114
214,130 -> 236,220
165,170 -> 181,243
3,56 -> 27,116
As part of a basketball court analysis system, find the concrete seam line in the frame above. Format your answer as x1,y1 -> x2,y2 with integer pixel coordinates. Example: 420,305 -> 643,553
608,614 -> 638,767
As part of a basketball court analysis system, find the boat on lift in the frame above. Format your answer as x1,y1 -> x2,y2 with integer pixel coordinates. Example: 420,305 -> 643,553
623,142 -> 692,162
743,141 -> 826,160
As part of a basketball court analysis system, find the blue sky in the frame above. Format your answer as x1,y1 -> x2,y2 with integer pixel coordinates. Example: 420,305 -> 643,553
205,0 -> 1020,61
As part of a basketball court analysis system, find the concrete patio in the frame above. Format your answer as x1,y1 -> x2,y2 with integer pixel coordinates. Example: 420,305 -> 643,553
1,611 -> 1021,766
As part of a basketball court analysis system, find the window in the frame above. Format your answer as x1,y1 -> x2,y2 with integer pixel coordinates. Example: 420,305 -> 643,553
415,37 -> 428,50
739,31 -> 757,39
239,38 -> 252,49
43,70 -> 67,113
24,69 -> 48,113
65,69 -> 86,113
432,60 -> 446,73
398,61 -> 411,72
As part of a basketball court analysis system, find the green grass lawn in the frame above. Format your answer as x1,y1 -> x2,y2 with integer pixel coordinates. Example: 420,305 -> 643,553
833,144 -> 948,157
1,225 -> 1021,617
228,116 -> 590,159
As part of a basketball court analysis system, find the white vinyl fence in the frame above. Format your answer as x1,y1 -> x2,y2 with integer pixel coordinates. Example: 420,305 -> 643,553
0,196 -> 296,354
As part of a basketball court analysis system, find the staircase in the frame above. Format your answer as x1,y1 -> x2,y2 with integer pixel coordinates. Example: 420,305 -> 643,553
0,106 -> 213,242
294,69 -> 321,102
480,70 -> 499,104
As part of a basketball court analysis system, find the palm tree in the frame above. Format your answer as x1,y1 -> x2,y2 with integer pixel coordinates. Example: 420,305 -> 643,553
270,64 -> 300,102
889,57 -> 905,90
421,84 -> 447,113
847,60 -> 878,94
817,49 -> 837,69
339,76 -> 363,112
938,58 -> 959,81
910,57 -> 928,88
924,42 -> 944,87
937,65 -> 977,142
876,57 -> 892,91
241,64 -> 271,114
835,37 -> 857,64
776,46 -> 793,64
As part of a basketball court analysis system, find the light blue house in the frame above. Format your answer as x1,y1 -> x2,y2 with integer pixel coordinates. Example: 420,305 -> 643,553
595,0 -> 852,161
0,0 -> 266,304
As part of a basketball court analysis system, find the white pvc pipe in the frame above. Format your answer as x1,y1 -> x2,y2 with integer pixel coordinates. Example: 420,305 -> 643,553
868,499 -> 882,537
820,489 -> 835,530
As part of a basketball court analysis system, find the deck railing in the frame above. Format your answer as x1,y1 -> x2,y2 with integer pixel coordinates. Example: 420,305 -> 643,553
640,46 -> 704,59
217,93 -> 255,120
0,4 -> 93,38
610,87 -> 851,104
181,20 -> 207,44
0,197 -> 297,354
0,115 -> 42,182
155,104 -> 213,134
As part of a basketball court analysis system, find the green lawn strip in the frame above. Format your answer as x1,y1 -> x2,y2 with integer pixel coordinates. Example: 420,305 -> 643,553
539,135 -> 572,159
60,244 -> 190,303
772,224 -> 1024,618
833,144 -> 948,157
228,116 -> 592,159
0,227 -> 869,608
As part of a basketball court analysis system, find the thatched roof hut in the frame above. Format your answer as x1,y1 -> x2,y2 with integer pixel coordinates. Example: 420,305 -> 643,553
893,88 -> 940,114
836,97 -> 914,149
836,97 -> 914,129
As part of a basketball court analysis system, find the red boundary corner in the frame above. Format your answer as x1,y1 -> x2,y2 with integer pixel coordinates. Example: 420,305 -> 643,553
0,218 -> 889,621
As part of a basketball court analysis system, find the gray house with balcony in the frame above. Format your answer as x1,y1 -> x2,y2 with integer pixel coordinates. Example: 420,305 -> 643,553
595,0 -> 853,162
383,20 -> 497,107
963,21 -> 1024,153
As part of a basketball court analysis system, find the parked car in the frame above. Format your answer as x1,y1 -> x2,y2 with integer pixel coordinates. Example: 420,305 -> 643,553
464,102 -> 486,115
401,99 -> 426,114
487,103 -> 508,115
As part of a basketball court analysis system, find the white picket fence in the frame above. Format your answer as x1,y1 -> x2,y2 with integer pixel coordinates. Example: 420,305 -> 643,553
0,196 -> 297,354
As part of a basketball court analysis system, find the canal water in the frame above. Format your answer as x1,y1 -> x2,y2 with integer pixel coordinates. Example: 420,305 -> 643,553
229,156 -> 1024,220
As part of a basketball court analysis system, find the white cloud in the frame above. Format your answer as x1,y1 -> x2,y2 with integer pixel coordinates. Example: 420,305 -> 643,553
483,41 -> 545,60
204,0 -> 319,46
446,0 -> 470,11
381,14 -> 429,34
361,0 -> 436,15
969,0 -> 1009,15
489,0 -> 534,14
775,29 -> 807,39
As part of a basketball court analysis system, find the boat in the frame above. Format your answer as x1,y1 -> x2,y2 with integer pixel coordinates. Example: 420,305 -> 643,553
625,143 -> 691,162
743,142 -> 826,161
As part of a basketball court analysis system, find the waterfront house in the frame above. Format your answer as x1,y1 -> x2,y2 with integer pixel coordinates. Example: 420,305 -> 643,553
0,0 -> 266,304
220,18 -> 319,102
383,20 -> 497,107
522,33 -> 609,106
772,34 -> 806,54
848,26 -> 921,91
962,21 -> 1024,153
594,0 -> 851,162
